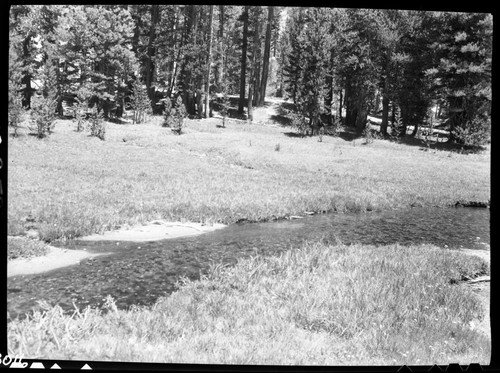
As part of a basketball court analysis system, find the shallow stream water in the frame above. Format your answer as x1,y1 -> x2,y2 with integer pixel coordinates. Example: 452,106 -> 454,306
8,207 -> 490,320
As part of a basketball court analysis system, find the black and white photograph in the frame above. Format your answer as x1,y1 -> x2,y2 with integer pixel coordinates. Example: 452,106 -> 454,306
6,4 -> 492,368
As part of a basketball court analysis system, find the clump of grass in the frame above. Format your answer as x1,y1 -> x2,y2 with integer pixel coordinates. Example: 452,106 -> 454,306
7,242 -> 490,365
8,236 -> 51,260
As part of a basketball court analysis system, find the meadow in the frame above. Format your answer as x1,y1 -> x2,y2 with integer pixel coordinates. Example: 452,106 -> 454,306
7,108 -> 491,365
8,110 -> 490,243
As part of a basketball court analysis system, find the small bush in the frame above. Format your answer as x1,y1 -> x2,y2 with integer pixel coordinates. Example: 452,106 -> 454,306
8,92 -> 24,137
163,96 -> 187,134
362,123 -> 374,144
327,116 -> 342,137
452,115 -> 490,148
219,84 -> 231,128
390,115 -> 404,140
73,86 -> 93,132
162,98 -> 175,127
287,109 -> 308,136
131,80 -> 151,124
29,94 -> 58,138
88,108 -> 106,140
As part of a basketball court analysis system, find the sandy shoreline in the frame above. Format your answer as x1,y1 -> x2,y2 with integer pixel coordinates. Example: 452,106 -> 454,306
8,221 -> 227,277
78,220 -> 227,242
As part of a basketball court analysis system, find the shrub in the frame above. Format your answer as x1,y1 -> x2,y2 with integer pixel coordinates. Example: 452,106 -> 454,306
162,98 -> 175,127
29,94 -> 58,138
88,108 -> 106,140
390,115 -> 404,140
286,109 -> 308,136
131,80 -> 151,124
8,89 -> 24,137
73,87 -> 93,132
328,116 -> 342,137
452,115 -> 490,148
172,96 -> 187,135
73,101 -> 88,133
220,92 -> 230,128
362,123 -> 374,144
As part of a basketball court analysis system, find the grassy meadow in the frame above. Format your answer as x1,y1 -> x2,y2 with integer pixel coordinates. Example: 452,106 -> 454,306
7,242 -> 490,365
8,110 -> 490,243
8,107 -> 491,365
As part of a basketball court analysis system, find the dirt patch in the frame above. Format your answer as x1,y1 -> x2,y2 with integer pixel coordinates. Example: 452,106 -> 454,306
77,220 -> 227,242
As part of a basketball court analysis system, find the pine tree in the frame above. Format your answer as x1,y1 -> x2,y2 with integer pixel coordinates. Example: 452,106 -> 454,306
284,8 -> 334,135
29,62 -> 59,138
8,25 -> 26,136
425,12 -> 492,146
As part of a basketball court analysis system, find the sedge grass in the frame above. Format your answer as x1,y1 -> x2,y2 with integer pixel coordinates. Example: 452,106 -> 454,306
8,118 -> 490,243
7,241 -> 490,365
7,236 -> 51,260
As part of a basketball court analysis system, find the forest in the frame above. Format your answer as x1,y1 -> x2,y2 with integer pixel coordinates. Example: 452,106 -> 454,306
8,5 -> 492,146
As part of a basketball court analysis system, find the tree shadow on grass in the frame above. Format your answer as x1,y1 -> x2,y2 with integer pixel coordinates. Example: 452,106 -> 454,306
107,117 -> 129,125
270,114 -> 291,126
337,130 -> 363,142
283,131 -> 306,138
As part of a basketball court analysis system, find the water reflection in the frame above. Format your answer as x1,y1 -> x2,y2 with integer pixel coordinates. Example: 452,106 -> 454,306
8,207 -> 490,319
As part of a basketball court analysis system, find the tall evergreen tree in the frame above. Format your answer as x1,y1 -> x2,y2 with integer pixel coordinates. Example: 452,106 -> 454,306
238,6 -> 249,115
425,11 -> 492,145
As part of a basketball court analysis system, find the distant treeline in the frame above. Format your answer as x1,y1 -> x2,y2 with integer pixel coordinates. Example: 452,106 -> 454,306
9,6 -> 492,145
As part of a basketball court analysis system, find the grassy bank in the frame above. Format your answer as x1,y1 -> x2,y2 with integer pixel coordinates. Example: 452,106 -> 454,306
8,241 -> 490,365
8,115 -> 490,243
7,236 -> 51,261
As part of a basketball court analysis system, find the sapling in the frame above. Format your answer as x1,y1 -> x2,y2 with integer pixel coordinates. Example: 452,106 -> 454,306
29,94 -> 58,138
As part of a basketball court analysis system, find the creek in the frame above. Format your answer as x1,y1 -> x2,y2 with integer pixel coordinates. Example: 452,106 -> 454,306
8,207 -> 490,320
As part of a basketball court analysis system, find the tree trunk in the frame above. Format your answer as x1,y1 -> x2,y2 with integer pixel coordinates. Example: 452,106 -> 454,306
411,122 -> 419,137
381,95 -> 389,136
248,68 -> 254,121
258,6 -> 273,107
344,78 -> 356,128
145,5 -> 160,108
400,106 -> 408,137
168,11 -> 180,98
238,6 -> 249,115
355,96 -> 368,133
205,5 -> 214,118
217,5 -> 225,89
21,34 -> 33,109
324,52 -> 334,126
338,89 -> 343,124
253,8 -> 262,107
196,88 -> 203,118
181,5 -> 199,116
